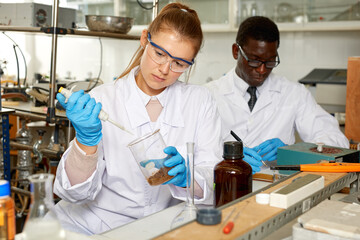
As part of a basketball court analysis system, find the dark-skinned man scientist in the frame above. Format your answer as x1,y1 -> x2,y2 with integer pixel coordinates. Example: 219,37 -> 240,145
206,16 -> 349,174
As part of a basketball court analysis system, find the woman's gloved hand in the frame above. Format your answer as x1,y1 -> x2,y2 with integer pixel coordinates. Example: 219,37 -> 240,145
243,147 -> 263,174
163,146 -> 187,187
57,90 -> 102,146
253,138 -> 286,162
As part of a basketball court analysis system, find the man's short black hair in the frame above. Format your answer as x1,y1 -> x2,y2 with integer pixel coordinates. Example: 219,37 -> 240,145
236,16 -> 280,48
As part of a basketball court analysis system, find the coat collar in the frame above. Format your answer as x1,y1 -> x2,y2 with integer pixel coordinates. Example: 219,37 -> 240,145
220,68 -> 282,113
122,67 -> 184,131
221,68 -> 282,94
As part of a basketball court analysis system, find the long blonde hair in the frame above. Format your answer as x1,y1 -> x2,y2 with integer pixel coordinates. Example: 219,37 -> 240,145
118,2 -> 203,82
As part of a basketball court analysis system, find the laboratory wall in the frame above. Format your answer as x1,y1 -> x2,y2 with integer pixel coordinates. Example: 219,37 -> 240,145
196,31 -> 360,84
0,29 -> 360,88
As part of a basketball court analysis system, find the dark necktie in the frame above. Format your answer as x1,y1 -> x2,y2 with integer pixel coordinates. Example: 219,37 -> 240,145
247,87 -> 257,112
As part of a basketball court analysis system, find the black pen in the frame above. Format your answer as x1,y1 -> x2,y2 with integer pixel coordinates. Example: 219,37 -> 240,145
230,131 -> 267,167
230,130 -> 241,142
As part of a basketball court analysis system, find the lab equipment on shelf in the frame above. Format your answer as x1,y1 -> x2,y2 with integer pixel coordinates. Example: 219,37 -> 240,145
15,120 -> 33,188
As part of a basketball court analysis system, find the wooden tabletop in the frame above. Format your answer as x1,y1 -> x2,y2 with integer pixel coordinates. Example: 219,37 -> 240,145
154,172 -> 348,240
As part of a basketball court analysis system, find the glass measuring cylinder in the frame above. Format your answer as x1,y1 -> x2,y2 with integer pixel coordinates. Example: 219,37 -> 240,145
171,142 -> 197,229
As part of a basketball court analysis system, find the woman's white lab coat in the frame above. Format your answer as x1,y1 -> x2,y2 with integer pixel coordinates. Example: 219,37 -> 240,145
53,67 -> 222,235
205,68 -> 349,148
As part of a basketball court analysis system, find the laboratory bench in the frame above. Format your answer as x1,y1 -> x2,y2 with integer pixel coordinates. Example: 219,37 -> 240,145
86,172 -> 358,240
86,180 -> 271,240
13,172 -> 358,240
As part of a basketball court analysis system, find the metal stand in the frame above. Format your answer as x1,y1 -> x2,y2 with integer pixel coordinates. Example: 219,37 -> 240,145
152,0 -> 159,20
46,0 -> 60,124
1,108 -> 15,181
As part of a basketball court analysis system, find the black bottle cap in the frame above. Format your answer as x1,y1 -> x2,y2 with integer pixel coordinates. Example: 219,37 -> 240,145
223,141 -> 243,159
196,208 -> 221,225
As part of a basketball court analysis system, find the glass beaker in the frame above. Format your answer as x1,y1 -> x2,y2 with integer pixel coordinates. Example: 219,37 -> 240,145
171,142 -> 197,229
128,129 -> 173,186
21,173 -> 66,240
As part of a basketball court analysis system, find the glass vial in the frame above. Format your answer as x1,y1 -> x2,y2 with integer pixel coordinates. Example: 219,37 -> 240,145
214,141 -> 252,208
0,180 -> 15,240
22,174 -> 66,240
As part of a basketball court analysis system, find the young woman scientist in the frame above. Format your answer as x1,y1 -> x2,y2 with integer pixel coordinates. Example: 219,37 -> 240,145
52,2 -> 222,235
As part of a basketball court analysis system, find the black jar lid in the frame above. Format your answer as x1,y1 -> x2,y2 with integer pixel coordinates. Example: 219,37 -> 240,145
223,141 -> 244,159
196,208 -> 221,225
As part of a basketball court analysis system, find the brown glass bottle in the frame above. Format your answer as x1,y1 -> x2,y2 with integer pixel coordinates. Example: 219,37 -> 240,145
214,141 -> 252,208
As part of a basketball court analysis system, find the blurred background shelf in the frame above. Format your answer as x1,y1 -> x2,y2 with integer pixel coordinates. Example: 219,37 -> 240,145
0,26 -> 140,40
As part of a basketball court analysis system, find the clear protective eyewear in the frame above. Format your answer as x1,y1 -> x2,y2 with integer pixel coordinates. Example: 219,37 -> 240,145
146,33 -> 194,73
237,43 -> 280,69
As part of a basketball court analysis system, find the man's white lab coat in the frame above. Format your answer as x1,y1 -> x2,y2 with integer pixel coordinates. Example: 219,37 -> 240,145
53,67 -> 222,235
205,68 -> 349,148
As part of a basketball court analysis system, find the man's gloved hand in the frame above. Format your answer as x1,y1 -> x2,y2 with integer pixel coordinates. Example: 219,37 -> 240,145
162,146 -> 187,187
57,90 -> 102,146
243,147 -> 263,174
253,138 -> 286,162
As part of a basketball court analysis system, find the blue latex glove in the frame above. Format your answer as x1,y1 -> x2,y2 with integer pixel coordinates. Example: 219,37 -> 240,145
57,90 -> 102,146
253,138 -> 286,162
162,146 -> 187,188
243,147 -> 263,174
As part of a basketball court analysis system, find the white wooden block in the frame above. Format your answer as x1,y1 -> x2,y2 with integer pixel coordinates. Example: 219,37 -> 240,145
270,174 -> 325,209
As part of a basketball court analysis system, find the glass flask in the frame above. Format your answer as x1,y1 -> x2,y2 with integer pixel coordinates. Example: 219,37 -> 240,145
21,173 -> 66,240
171,142 -> 197,229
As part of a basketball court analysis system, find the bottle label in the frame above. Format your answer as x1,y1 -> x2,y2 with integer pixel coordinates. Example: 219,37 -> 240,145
0,200 -> 15,239
7,206 -> 15,239
0,209 -> 5,226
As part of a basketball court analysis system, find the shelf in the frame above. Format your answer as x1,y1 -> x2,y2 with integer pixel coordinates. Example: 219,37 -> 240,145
0,26 -> 140,40
2,102 -> 66,118
131,21 -> 360,34
0,107 -> 15,115
67,0 -> 113,5
277,21 -> 360,32
198,21 -> 360,33
1,101 -> 70,126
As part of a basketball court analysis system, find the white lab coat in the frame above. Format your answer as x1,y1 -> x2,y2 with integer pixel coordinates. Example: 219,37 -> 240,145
53,67 -> 222,235
205,68 -> 349,149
